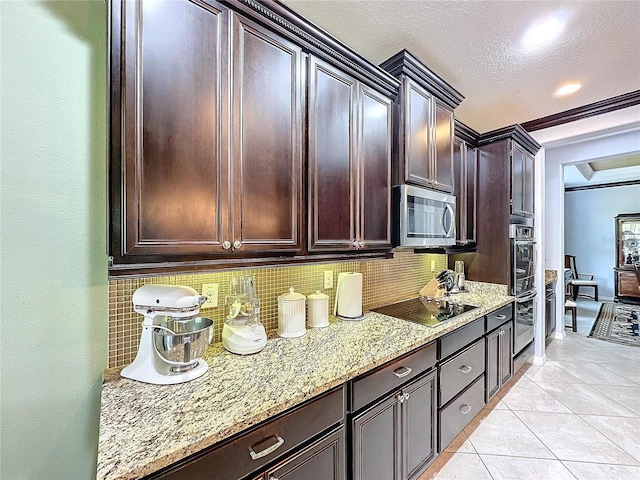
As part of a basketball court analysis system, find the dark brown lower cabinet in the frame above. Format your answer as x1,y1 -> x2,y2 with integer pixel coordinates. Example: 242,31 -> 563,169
352,371 -> 437,480
145,387 -> 344,480
485,320 -> 513,402
258,427 -> 345,480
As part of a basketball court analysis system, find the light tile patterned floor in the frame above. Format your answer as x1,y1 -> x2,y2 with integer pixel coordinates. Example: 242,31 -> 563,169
420,299 -> 640,480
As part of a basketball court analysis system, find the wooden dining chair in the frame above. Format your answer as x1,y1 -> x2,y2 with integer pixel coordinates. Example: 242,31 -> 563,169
565,255 -> 598,301
564,268 -> 577,332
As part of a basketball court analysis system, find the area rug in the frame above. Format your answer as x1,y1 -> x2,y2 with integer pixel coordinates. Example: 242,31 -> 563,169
588,302 -> 640,347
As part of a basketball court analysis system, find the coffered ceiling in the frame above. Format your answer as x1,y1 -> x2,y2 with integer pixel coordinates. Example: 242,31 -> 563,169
281,0 -> 640,134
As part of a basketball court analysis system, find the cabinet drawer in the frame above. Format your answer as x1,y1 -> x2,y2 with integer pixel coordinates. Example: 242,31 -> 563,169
514,341 -> 534,373
351,342 -> 436,412
439,375 -> 485,450
486,304 -> 513,332
439,339 -> 485,406
439,318 -> 484,359
152,386 -> 344,480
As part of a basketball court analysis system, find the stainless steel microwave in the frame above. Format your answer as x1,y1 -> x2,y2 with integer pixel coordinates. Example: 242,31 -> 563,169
393,184 -> 456,247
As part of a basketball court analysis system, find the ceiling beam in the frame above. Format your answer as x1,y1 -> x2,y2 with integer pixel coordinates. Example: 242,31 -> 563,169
575,163 -> 594,180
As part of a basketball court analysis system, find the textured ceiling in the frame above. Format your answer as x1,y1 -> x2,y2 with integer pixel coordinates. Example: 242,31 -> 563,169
281,0 -> 640,133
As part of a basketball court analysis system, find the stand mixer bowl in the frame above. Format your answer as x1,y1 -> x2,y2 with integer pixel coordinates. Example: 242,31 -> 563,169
152,316 -> 214,367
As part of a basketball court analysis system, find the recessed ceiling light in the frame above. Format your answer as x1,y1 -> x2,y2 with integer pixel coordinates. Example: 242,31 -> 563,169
522,14 -> 565,52
555,83 -> 582,96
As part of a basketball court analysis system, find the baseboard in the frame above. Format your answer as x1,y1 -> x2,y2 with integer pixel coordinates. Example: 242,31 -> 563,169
532,354 -> 547,366
553,330 -> 567,340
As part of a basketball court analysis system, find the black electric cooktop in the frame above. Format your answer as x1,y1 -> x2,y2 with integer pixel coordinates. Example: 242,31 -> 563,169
372,297 -> 478,327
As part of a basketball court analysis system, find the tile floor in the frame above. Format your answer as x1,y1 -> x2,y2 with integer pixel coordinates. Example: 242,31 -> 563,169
420,299 -> 640,480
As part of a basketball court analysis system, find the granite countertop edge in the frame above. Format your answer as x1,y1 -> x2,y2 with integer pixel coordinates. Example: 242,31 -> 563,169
97,282 -> 513,480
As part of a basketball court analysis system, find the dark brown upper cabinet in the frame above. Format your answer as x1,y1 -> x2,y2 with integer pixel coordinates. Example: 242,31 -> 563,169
476,125 -> 540,221
466,126 -> 540,285
108,0 -> 399,275
308,56 -> 393,252
110,0 -> 302,265
453,120 -> 479,246
380,50 -> 464,194
511,143 -> 535,217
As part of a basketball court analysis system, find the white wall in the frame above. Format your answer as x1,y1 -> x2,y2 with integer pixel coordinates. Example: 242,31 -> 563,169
0,2 -> 108,479
565,184 -> 640,300
537,112 -> 640,337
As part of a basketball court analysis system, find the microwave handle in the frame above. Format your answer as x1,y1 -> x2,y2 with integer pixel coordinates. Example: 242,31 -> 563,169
443,204 -> 455,238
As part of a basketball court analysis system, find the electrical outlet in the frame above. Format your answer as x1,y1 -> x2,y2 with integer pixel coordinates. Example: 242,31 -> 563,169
201,283 -> 219,308
430,260 -> 435,272
323,270 -> 334,289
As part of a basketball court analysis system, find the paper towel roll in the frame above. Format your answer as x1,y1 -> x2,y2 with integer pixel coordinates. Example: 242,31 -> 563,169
334,272 -> 364,320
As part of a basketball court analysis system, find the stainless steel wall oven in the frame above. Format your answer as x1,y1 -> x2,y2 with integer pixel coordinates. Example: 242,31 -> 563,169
510,224 -> 536,354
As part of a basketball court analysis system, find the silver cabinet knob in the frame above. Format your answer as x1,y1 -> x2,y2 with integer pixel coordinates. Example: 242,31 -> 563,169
222,241 -> 231,250
233,240 -> 242,249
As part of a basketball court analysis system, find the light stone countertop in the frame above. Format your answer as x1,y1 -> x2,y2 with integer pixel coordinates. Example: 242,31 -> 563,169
97,281 -> 512,480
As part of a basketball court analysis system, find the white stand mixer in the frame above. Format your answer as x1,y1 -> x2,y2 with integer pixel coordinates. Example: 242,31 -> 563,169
121,285 -> 214,385
221,275 -> 267,355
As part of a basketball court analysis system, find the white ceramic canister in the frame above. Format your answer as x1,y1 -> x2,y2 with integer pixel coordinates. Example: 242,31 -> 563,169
277,287 -> 306,337
307,290 -> 329,328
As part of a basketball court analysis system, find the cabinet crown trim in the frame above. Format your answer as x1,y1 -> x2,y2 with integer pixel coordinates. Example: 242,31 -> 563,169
379,49 -> 464,109
454,118 -> 480,146
477,124 -> 541,155
238,0 -> 400,97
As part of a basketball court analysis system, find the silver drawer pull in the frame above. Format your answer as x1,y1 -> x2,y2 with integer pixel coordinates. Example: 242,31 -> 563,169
494,314 -> 507,320
459,404 -> 472,415
458,365 -> 473,374
249,434 -> 285,460
392,366 -> 413,378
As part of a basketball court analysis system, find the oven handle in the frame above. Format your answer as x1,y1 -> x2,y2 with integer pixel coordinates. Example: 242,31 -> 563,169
514,240 -> 537,246
516,289 -> 537,303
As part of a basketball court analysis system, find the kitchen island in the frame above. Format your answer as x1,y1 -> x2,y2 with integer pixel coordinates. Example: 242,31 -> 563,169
97,281 -> 512,480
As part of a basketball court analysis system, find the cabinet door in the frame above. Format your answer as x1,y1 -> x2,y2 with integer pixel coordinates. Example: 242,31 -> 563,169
511,142 -> 526,216
265,428 -> 345,480
117,0 -> 229,257
231,14 -> 304,253
403,78 -> 432,187
308,56 -> 358,251
523,152 -> 535,216
500,321 -> 514,386
464,144 -> 478,243
432,100 -> 454,193
453,138 -> 465,242
545,294 -> 556,339
403,371 -> 438,480
453,139 -> 477,244
485,329 -> 500,402
359,84 -> 392,250
352,395 -> 400,480
618,272 -> 640,298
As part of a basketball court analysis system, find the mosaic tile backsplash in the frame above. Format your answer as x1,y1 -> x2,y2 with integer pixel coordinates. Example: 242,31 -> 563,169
108,252 -> 447,368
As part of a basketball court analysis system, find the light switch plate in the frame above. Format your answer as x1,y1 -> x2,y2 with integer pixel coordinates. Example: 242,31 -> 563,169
201,283 -> 219,308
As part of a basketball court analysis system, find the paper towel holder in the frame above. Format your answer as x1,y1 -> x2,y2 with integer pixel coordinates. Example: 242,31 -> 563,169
334,272 -> 366,321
